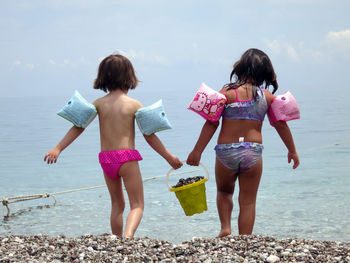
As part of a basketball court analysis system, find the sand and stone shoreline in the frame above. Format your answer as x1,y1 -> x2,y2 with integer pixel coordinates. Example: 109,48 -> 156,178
1,234 -> 349,262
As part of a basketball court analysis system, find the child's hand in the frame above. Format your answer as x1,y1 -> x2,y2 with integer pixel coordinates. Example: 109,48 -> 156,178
186,150 -> 201,166
44,147 -> 61,164
167,155 -> 183,170
288,151 -> 299,169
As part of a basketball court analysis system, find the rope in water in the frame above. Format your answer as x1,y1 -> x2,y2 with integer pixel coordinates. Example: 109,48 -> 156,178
2,140 -> 350,217
1,169 -> 200,217
305,139 -> 350,151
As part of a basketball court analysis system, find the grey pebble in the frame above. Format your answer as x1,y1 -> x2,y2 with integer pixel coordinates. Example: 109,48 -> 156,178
0,234 -> 349,262
266,254 -> 280,262
172,176 -> 205,188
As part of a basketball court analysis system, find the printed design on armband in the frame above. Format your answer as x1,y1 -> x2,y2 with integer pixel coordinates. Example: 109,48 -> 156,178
188,83 -> 227,122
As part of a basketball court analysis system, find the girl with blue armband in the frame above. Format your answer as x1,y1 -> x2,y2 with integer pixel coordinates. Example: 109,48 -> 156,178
187,48 -> 300,238
44,54 -> 182,238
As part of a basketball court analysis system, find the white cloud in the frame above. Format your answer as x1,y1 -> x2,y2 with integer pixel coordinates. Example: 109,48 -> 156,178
324,30 -> 350,56
115,49 -> 169,65
116,49 -> 145,61
326,29 -> 350,42
286,46 -> 300,62
9,60 -> 21,72
116,49 -> 127,57
128,50 -> 137,59
264,39 -> 300,62
25,64 -> 35,70
298,41 -> 324,61
10,60 -> 35,71
153,55 -> 169,65
48,57 -> 93,67
265,30 -> 350,63
265,40 -> 282,55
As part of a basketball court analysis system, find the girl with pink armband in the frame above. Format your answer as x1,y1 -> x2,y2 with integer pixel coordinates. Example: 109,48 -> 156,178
186,48 -> 300,238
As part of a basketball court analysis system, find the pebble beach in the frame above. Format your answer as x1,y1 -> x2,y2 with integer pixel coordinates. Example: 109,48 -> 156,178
1,234 -> 349,262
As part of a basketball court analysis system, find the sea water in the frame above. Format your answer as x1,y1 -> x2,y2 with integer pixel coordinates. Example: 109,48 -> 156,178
1,84 -> 349,244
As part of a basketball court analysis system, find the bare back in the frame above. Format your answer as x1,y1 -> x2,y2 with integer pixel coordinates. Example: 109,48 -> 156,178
94,90 -> 142,151
218,85 -> 274,144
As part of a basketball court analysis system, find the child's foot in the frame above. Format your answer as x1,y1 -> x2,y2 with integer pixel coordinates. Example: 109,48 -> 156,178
217,229 -> 231,238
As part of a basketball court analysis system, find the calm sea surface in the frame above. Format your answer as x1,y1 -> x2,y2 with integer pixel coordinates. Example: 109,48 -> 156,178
1,84 -> 349,243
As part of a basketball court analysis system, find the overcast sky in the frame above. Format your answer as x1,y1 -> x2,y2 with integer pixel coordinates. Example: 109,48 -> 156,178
1,0 -> 349,98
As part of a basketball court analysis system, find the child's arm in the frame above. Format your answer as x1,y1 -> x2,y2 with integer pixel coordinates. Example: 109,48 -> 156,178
274,121 -> 300,169
187,120 -> 220,166
143,134 -> 183,169
44,126 -> 85,164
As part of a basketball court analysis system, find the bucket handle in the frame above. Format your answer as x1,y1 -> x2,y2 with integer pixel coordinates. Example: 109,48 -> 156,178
166,160 -> 209,190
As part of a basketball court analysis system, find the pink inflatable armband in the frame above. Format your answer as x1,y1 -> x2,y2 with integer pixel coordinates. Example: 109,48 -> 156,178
188,83 -> 227,122
268,91 -> 300,126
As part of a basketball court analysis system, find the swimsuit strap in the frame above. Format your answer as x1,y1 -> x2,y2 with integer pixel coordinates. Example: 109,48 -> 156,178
234,88 -> 239,102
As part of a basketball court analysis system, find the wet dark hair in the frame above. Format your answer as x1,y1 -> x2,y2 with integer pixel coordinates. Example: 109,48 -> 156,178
93,54 -> 139,92
226,48 -> 278,94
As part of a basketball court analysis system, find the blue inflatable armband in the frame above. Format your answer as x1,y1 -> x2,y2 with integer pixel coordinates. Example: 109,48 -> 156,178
135,100 -> 172,135
57,90 -> 97,128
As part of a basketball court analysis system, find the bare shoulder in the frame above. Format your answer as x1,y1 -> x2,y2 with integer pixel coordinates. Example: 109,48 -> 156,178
124,96 -> 143,112
219,85 -> 235,103
264,89 -> 275,106
93,97 -> 103,110
219,86 -> 228,96
93,93 -> 112,108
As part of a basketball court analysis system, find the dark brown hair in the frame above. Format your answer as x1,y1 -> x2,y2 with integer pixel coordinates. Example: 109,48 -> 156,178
227,48 -> 278,94
93,54 -> 139,92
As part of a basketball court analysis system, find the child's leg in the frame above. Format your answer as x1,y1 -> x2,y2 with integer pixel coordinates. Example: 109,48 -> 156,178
119,160 -> 144,238
215,158 -> 237,238
237,158 -> 263,235
104,174 -> 125,237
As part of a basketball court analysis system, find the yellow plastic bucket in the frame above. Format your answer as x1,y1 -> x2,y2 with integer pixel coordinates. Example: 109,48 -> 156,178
166,162 -> 209,216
